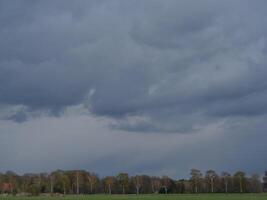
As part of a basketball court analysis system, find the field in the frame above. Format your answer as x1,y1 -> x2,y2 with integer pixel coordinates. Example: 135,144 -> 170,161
0,194 -> 266,200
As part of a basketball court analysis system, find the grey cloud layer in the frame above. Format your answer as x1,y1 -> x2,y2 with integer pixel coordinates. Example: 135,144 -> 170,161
1,0 -> 267,133
1,0 -> 267,176
0,113 -> 266,176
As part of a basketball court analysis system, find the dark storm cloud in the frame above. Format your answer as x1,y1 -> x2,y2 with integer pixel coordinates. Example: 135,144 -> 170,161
1,0 -> 267,132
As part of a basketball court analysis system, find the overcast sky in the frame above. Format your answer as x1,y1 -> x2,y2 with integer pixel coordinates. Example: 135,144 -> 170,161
0,0 -> 267,178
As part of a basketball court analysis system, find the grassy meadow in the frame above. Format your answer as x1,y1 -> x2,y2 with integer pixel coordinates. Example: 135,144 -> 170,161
0,194 -> 266,200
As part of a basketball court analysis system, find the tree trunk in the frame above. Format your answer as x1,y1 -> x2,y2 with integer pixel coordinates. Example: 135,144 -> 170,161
122,185 -> 125,194
225,182 -> 228,193
239,177 -> 243,193
108,184 -> 111,195
76,172 -> 79,195
90,183 -> 93,193
63,183 -> 66,195
88,177 -> 93,194
39,175 -> 42,187
151,184 -> 154,193
164,186 -> 168,194
136,186 -> 139,195
211,178 -> 214,193
50,176 -> 53,194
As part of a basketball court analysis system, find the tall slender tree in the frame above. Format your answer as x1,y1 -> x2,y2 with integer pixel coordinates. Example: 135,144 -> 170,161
263,171 -> 267,192
151,177 -> 161,193
234,171 -> 246,193
76,171 -> 79,195
249,174 -> 261,193
61,174 -> 70,195
87,173 -> 99,194
161,176 -> 171,194
49,174 -> 54,194
133,175 -> 143,195
190,169 -> 202,193
103,176 -> 115,195
205,170 -> 218,193
221,172 -> 231,193
117,173 -> 129,194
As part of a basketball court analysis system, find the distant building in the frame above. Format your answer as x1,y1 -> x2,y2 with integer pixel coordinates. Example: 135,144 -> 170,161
263,171 -> 267,192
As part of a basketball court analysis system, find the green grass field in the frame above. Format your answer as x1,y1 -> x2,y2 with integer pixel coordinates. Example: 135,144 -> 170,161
0,194 -> 266,200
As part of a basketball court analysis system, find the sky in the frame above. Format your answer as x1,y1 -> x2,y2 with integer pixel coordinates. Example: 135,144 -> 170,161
0,0 -> 267,178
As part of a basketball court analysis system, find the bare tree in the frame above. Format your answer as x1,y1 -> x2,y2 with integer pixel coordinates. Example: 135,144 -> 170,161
61,174 -> 70,195
162,176 -> 171,194
117,173 -> 129,194
133,175 -> 143,195
76,171 -> 79,195
104,176 -> 115,194
263,171 -> 267,192
88,173 -> 99,194
234,171 -> 245,193
250,174 -> 262,193
151,177 -> 161,193
190,169 -> 202,193
50,174 -> 54,194
221,172 -> 231,193
205,170 -> 218,193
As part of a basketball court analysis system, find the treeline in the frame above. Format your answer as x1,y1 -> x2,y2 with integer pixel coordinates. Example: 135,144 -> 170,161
0,169 -> 266,195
